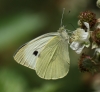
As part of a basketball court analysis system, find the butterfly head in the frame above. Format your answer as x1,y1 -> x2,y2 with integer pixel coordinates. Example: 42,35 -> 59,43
58,26 -> 69,40
58,26 -> 66,33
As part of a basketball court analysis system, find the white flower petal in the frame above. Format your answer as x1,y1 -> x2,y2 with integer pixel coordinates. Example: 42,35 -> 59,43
95,48 -> 100,53
76,45 -> 85,54
81,31 -> 89,40
97,24 -> 100,29
84,22 -> 89,30
73,28 -> 89,41
93,48 -> 100,60
70,22 -> 90,54
70,41 -> 81,50
92,41 -> 98,49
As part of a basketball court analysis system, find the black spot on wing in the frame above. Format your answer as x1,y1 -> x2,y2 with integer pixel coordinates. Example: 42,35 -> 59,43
33,51 -> 38,56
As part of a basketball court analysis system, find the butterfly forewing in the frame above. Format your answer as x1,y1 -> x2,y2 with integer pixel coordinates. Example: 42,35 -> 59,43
13,33 -> 59,69
35,36 -> 70,79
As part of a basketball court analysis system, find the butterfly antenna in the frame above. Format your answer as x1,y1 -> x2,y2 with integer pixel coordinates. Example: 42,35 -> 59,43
68,23 -> 76,30
60,8 -> 65,27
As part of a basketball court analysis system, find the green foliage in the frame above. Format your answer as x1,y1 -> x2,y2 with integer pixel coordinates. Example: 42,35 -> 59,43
0,13 -> 47,51
0,68 -> 27,92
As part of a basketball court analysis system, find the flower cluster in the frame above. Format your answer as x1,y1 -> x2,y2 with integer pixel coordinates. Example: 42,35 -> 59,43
78,11 -> 96,29
69,10 -> 100,73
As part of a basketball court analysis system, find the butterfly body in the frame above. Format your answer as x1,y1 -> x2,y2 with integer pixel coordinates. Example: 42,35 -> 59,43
14,26 -> 70,80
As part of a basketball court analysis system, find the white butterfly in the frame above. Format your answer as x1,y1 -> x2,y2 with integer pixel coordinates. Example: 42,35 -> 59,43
14,8 -> 70,80
13,26 -> 70,80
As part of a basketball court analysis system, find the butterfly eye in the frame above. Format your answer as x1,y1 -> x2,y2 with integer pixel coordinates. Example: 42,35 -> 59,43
33,51 -> 38,56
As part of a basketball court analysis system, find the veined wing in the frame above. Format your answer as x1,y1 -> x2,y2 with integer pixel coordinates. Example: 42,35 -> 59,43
13,32 -> 59,69
35,36 -> 70,80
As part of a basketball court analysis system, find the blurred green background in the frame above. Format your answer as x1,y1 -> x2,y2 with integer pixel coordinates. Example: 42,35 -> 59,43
0,0 -> 100,92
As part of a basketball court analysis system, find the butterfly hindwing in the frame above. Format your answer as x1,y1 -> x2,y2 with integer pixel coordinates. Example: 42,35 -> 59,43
13,32 -> 59,69
35,36 -> 70,79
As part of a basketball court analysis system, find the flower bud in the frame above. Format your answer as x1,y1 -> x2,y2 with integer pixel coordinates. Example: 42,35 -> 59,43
92,28 -> 100,45
78,11 -> 97,29
96,0 -> 100,8
78,20 -> 82,27
96,18 -> 100,29
97,18 -> 100,23
78,53 -> 100,73
78,53 -> 92,72
94,48 -> 100,62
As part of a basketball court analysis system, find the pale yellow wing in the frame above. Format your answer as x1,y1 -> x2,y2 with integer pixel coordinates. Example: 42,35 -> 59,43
13,32 -> 59,69
35,36 -> 70,80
